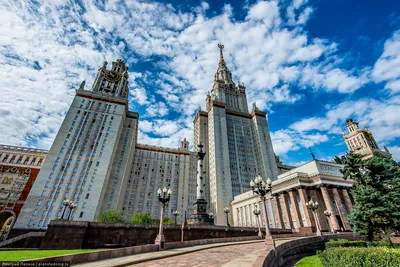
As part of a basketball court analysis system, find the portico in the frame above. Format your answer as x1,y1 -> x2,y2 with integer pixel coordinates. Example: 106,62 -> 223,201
271,160 -> 353,232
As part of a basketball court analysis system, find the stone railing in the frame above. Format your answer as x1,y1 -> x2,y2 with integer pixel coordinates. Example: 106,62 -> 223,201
263,233 -> 364,267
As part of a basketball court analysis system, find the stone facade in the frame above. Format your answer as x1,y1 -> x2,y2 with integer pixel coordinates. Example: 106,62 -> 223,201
193,45 -> 279,225
271,160 -> 353,232
232,160 -> 354,232
14,60 -> 197,229
231,190 -> 276,228
0,145 -> 47,238
14,46 -> 280,229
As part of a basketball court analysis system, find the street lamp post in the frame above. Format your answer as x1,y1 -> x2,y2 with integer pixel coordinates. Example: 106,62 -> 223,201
155,187 -> 172,250
324,210 -> 332,233
307,199 -> 322,236
172,210 -> 180,225
61,199 -> 71,219
67,202 -> 77,220
253,205 -> 263,238
223,207 -> 230,227
250,175 -> 275,247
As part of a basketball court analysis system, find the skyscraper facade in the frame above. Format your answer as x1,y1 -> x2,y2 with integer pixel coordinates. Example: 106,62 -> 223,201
14,60 -> 197,229
193,45 -> 279,225
14,45 -> 279,228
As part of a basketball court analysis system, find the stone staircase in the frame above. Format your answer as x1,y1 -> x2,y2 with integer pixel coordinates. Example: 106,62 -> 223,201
0,232 -> 45,248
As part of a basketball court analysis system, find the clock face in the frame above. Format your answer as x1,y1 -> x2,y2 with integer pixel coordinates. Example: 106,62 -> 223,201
104,70 -> 121,82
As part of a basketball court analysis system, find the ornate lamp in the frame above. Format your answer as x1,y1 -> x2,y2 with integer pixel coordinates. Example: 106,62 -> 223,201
155,187 -> 172,250
250,175 -> 274,246
306,198 -> 322,236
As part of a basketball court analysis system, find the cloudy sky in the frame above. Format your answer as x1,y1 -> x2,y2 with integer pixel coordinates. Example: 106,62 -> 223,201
1,0 -> 400,165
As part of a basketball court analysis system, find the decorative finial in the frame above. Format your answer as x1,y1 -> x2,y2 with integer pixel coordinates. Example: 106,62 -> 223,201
218,43 -> 226,67
79,80 -> 86,90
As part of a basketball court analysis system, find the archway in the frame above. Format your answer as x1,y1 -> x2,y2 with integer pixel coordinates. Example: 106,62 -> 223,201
0,210 -> 16,241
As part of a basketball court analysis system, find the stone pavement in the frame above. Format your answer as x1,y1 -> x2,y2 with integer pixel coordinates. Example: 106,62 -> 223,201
74,237 -> 299,267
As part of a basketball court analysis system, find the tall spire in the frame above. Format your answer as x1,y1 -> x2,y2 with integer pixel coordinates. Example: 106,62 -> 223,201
218,43 -> 226,67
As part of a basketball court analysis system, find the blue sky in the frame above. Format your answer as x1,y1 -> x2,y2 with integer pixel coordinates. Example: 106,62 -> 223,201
1,0 -> 400,166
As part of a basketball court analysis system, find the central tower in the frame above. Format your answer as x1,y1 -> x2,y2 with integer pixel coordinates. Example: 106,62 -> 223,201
194,45 -> 279,225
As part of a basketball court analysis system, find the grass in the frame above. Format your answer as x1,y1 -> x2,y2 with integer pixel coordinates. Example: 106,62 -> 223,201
296,255 -> 323,267
0,249 -> 98,261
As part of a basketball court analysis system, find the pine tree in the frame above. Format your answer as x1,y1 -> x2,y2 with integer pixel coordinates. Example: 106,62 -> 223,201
342,154 -> 400,241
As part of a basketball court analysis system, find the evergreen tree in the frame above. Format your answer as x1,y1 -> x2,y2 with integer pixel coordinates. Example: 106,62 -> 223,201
342,153 -> 400,241
96,210 -> 127,223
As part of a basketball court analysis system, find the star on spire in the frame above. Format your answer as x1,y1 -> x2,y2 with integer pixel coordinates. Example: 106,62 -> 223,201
218,43 -> 226,67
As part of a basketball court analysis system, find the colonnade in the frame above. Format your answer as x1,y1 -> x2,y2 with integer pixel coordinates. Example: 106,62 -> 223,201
235,198 -> 275,228
272,186 -> 353,232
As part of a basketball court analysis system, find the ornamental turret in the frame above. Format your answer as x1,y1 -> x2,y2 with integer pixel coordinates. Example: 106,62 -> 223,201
85,59 -> 129,99
343,118 -> 391,159
209,44 -> 248,113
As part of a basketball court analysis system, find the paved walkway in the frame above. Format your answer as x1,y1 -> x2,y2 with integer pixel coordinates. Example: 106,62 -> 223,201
74,237 -> 299,267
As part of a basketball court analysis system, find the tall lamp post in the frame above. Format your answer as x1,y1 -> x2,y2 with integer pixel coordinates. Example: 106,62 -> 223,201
223,207 -> 230,227
173,210 -> 180,225
250,175 -> 274,246
67,202 -> 77,220
155,187 -> 172,250
324,210 -> 332,233
306,198 -> 322,236
253,205 -> 263,238
61,199 -> 71,219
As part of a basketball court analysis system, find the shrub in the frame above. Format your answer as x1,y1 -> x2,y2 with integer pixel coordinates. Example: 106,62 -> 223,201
130,213 -> 154,224
153,218 -> 174,225
96,210 -> 127,223
318,247 -> 400,267
325,239 -> 400,249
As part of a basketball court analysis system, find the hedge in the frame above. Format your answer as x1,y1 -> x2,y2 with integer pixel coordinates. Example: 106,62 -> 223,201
325,239 -> 400,249
318,247 -> 400,267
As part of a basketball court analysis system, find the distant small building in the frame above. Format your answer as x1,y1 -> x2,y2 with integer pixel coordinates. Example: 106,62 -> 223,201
0,145 -> 47,239
343,119 -> 391,160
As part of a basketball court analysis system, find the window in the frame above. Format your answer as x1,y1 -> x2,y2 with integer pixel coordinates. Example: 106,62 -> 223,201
37,200 -> 42,206
41,190 -> 47,196
79,212 -> 84,218
28,220 -> 33,227
82,202 -> 86,208
45,182 -> 50,188
85,193 -> 90,199
32,210 -> 37,216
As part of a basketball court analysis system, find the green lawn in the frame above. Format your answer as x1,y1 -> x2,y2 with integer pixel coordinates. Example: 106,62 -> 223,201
0,249 -> 98,261
296,255 -> 323,267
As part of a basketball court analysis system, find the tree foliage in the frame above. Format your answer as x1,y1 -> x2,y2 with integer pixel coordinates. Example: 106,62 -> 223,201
129,213 -> 154,224
333,154 -> 348,164
96,210 -> 127,223
130,213 -> 175,225
342,153 -> 400,240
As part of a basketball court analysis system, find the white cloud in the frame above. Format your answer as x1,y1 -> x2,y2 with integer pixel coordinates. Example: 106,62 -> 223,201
287,96 -> 400,158
0,0 -> 387,158
372,30 -> 400,94
387,146 -> 400,161
271,129 -> 328,156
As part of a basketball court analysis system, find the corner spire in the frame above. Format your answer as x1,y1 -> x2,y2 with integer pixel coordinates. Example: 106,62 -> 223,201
218,43 -> 226,67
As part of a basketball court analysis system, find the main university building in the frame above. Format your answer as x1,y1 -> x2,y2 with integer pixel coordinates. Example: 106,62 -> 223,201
14,46 -> 281,228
